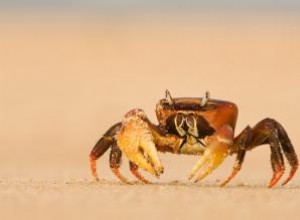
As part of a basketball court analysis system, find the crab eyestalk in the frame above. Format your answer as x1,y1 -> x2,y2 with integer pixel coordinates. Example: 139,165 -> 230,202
165,89 -> 174,105
174,114 -> 186,137
201,91 -> 210,107
186,115 -> 198,137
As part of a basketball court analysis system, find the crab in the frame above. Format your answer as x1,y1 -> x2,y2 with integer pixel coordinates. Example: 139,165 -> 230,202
89,90 -> 298,187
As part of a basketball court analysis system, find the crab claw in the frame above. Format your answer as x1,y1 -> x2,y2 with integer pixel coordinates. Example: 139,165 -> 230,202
188,125 -> 233,182
117,109 -> 164,177
188,141 -> 229,182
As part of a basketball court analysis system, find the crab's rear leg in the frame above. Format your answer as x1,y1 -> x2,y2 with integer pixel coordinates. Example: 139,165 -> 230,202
276,122 -> 298,185
89,122 -> 122,181
222,118 -> 298,187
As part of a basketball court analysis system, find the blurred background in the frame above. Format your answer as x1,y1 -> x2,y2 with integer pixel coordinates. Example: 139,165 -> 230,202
1,0 -> 300,9
0,0 -> 300,184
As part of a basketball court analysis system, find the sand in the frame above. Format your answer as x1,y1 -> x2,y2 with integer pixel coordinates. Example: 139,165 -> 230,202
0,11 -> 300,220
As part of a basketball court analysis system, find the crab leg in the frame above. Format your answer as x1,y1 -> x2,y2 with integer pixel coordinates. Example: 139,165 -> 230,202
109,142 -> 131,184
269,142 -> 285,187
220,150 -> 245,187
89,122 -> 122,181
129,162 -> 151,184
252,118 -> 297,187
220,126 -> 251,186
222,118 -> 298,187
276,122 -> 298,185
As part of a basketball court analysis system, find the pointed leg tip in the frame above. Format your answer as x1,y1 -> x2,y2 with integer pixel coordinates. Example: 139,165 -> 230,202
192,175 -> 201,183
194,176 -> 205,183
268,168 -> 285,188
154,168 -> 163,178
219,178 -> 233,187
130,166 -> 152,184
281,167 -> 298,186
141,180 -> 151,184
142,179 -> 152,184
268,183 -> 275,188
268,178 -> 279,188
155,166 -> 164,176
154,171 -> 161,179
137,178 -> 151,184
119,178 -> 132,185
188,174 -> 194,181
268,180 -> 277,188
281,177 -> 292,186
219,181 -> 228,187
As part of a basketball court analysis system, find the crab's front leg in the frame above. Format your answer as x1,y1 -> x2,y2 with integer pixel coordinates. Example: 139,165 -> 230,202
117,109 -> 164,177
188,125 -> 234,182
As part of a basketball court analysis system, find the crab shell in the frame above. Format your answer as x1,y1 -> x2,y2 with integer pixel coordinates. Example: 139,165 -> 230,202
156,97 -> 238,135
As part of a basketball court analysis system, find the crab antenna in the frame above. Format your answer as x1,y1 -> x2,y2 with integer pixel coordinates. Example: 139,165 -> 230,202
201,91 -> 210,107
165,89 -> 174,105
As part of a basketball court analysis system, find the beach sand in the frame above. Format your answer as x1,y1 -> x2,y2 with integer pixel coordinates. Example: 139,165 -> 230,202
0,11 -> 300,220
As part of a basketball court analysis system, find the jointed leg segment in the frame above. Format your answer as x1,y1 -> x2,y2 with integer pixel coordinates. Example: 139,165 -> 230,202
89,123 -> 122,181
109,142 -> 131,184
220,126 -> 251,186
222,118 -> 298,187
129,162 -> 151,184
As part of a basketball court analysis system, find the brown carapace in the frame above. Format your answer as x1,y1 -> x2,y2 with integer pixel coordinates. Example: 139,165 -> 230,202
89,90 -> 298,187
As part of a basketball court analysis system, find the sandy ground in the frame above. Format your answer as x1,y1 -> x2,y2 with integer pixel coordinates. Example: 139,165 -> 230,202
0,11 -> 300,220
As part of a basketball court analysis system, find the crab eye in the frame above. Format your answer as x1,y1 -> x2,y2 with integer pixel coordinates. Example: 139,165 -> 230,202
175,113 -> 185,128
186,115 -> 196,129
173,113 -> 186,137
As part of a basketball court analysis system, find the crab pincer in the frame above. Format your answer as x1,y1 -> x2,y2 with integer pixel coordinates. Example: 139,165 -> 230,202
117,109 -> 164,177
188,125 -> 232,182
